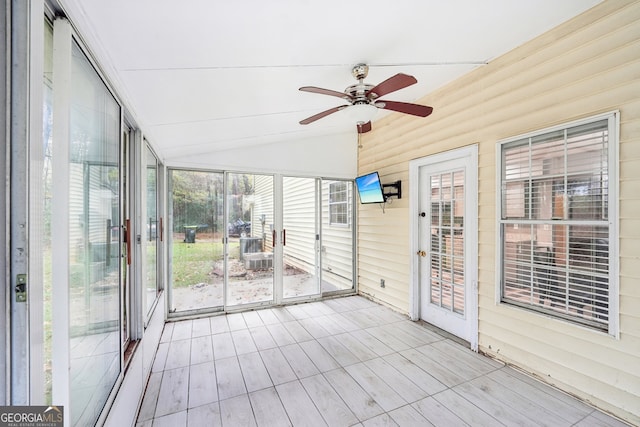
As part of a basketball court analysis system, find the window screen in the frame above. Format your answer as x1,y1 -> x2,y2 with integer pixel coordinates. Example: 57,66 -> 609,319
499,118 -> 612,331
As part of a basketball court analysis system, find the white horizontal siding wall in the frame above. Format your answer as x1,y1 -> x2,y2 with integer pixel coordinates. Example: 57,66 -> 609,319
321,180 -> 354,290
283,177 -> 316,273
357,0 -> 640,423
251,174 -> 274,249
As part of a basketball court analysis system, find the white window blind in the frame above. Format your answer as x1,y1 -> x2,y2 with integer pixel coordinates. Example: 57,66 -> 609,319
499,117 -> 613,331
329,181 -> 349,226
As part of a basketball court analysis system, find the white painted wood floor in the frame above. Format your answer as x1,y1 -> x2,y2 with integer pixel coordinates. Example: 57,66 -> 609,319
136,296 -> 627,427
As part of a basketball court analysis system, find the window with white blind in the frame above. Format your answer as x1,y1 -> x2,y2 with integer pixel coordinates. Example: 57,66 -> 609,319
329,181 -> 350,226
498,114 -> 617,333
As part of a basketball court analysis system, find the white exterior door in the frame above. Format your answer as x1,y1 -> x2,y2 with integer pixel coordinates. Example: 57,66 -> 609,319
410,146 -> 478,350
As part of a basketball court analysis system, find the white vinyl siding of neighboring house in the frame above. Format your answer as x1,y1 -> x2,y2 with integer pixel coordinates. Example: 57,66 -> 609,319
251,174 -> 275,250
282,177 -> 316,274
357,1 -> 640,424
322,180 -> 354,291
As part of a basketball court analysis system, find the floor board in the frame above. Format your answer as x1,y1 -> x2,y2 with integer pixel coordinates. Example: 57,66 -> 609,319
280,343 -> 320,379
431,388 -> 502,427
188,361 -> 218,408
317,335 -> 361,367
276,380 -> 327,426
214,357 -> 247,400
248,325 -> 278,350
237,352 -> 272,393
260,348 -> 298,385
248,387 -> 291,427
155,366 -> 189,418
387,405 -> 431,426
209,316 -> 229,334
186,402 -> 221,427
412,396 -> 470,426
136,371 -> 161,423
191,318 -> 211,338
300,374 -> 359,427
298,339 -> 341,372
363,357 -> 429,403
265,323 -> 297,347
137,296 -> 626,427
219,394 -> 256,426
344,363 -> 407,412
324,368 -> 385,421
189,335 -> 213,365
211,332 -> 236,360
164,339 -> 191,370
230,329 -> 257,355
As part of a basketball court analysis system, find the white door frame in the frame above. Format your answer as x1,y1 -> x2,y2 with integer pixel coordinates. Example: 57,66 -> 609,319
409,145 -> 478,351
9,0 -> 46,404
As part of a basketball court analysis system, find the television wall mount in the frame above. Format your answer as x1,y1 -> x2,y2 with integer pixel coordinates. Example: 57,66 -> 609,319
382,180 -> 401,201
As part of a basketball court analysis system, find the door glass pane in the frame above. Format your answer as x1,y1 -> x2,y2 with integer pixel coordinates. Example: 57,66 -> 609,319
283,177 -> 319,298
121,131 -> 129,349
321,180 -> 354,293
430,170 -> 465,315
69,40 -> 120,427
169,170 -> 224,313
226,173 -> 274,307
42,19 -> 53,404
145,145 -> 158,316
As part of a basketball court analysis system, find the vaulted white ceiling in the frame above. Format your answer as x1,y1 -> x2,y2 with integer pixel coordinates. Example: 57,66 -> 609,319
59,0 -> 601,169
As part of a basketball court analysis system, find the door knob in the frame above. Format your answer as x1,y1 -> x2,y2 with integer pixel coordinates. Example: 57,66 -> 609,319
417,250 -> 426,257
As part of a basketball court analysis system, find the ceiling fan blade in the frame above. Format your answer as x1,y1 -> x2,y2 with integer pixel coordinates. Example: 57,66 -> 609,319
357,121 -> 372,134
375,100 -> 433,117
299,105 -> 348,125
367,73 -> 417,99
299,86 -> 353,100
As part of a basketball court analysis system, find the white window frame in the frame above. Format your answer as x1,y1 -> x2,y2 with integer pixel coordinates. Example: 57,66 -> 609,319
328,180 -> 350,227
496,111 -> 619,337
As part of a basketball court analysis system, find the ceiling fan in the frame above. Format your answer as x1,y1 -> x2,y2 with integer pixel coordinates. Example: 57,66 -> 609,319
299,63 -> 433,134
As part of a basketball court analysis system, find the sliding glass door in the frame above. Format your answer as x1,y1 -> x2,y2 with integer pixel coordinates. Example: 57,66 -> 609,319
168,171 -> 275,313
321,179 -> 355,293
167,172 -> 353,315
281,177 -> 355,298
68,39 -> 121,427
145,145 -> 159,316
168,170 -> 225,313
226,173 -> 275,307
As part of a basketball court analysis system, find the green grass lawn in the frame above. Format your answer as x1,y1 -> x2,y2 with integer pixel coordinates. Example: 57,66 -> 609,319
171,240 -> 238,287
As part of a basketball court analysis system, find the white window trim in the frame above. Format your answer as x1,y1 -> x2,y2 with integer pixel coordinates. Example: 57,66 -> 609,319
495,111 -> 620,338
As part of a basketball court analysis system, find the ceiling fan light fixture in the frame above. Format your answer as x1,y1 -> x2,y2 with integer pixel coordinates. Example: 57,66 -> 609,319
346,103 -> 377,124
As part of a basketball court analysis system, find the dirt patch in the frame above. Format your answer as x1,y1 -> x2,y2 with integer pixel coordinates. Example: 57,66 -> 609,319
171,260 -> 313,312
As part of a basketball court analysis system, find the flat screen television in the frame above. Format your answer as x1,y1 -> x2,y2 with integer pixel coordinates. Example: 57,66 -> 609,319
355,171 -> 385,204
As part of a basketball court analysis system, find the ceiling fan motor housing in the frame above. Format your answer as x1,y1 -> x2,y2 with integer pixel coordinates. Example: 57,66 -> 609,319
351,63 -> 369,80
346,83 -> 375,102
